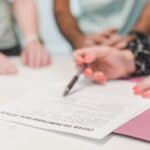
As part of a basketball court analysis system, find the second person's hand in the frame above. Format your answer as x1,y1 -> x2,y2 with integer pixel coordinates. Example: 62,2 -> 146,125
74,46 -> 136,84
134,76 -> 150,99
21,41 -> 51,68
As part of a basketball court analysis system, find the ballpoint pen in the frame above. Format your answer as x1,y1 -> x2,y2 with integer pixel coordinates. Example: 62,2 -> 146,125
63,64 -> 88,96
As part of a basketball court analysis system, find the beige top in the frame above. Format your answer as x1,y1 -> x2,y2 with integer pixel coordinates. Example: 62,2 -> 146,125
0,0 -> 17,49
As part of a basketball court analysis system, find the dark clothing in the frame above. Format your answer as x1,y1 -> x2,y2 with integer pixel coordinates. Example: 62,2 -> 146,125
127,31 -> 150,76
0,45 -> 21,56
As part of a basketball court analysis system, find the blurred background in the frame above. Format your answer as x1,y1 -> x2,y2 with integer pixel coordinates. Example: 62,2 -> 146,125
36,0 -> 71,54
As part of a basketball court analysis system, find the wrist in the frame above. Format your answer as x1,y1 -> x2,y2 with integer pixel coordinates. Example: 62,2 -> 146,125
122,50 -> 136,74
71,34 -> 85,49
23,34 -> 43,48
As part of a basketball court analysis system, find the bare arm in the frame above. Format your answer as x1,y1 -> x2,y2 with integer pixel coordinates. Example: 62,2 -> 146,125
133,2 -> 150,34
54,1 -> 150,49
54,0 -> 84,48
13,0 -> 39,43
12,0 -> 51,68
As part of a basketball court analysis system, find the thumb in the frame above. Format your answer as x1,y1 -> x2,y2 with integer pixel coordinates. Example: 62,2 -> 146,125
83,48 -> 98,64
74,48 -> 97,64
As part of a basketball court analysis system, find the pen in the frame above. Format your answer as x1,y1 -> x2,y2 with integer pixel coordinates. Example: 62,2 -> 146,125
63,64 -> 88,97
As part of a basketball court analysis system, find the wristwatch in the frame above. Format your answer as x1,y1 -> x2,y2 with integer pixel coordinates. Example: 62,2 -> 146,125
23,34 -> 44,48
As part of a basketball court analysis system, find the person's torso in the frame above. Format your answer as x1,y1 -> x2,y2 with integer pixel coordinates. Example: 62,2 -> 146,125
0,0 -> 17,49
70,0 -> 147,35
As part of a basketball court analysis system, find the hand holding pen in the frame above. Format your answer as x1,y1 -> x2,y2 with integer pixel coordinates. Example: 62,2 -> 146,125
63,47 -> 107,96
73,47 -> 107,83
73,46 -> 134,84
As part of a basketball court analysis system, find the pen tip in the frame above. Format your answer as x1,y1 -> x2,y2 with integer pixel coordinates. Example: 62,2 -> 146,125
63,93 -> 67,97
63,88 -> 69,97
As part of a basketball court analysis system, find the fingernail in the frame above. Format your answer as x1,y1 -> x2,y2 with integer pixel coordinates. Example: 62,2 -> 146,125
84,68 -> 92,76
95,73 -> 107,84
76,60 -> 83,65
97,78 -> 106,84
76,58 -> 83,65
97,75 -> 106,82
84,69 -> 92,79
133,86 -> 140,95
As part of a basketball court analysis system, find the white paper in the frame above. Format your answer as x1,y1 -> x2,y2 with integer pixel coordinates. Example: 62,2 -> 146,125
0,80 -> 150,140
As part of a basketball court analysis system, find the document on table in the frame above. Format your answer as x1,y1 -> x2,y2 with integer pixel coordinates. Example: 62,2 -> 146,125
0,81 -> 149,140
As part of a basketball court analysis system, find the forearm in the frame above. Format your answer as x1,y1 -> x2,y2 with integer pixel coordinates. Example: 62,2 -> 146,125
54,0 -> 84,48
13,0 -> 39,42
132,2 -> 150,34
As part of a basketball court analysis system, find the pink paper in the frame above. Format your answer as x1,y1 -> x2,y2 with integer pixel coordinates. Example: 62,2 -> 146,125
114,109 -> 150,142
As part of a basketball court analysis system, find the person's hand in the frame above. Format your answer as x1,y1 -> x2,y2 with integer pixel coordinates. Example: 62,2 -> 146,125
0,53 -> 17,75
76,28 -> 131,49
21,41 -> 51,68
112,35 -> 134,49
133,77 -> 150,98
74,46 -> 135,84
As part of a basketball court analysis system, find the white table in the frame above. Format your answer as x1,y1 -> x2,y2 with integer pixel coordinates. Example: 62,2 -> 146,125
0,56 -> 149,150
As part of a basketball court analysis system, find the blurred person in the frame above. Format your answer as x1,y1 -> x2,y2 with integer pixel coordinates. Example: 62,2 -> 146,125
54,0 -> 148,49
0,0 -> 51,75
74,30 -> 150,98
73,1 -> 150,98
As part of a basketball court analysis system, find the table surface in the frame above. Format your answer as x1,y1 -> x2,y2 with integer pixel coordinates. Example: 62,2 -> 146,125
0,56 -> 149,150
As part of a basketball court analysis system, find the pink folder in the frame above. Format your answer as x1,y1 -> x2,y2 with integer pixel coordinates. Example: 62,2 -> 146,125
114,109 -> 150,142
